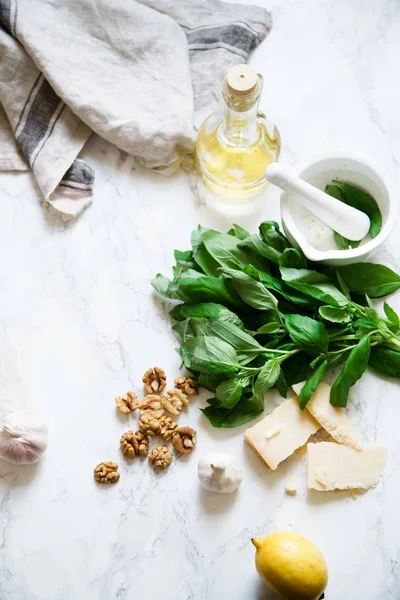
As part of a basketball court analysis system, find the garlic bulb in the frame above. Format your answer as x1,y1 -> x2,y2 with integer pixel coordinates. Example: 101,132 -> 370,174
198,452 -> 243,493
0,411 -> 48,465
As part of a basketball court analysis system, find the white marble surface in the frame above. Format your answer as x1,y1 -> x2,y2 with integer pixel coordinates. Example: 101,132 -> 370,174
1,0 -> 400,598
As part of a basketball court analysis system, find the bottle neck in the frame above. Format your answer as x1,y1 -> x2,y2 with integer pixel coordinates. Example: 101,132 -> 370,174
222,104 -> 258,146
220,74 -> 262,146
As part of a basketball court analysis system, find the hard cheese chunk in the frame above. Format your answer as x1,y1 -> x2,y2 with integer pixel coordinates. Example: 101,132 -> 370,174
286,475 -> 297,495
293,381 -> 361,450
307,442 -> 387,491
245,398 -> 320,470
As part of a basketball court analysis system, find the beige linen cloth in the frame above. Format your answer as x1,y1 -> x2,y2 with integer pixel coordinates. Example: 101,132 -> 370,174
0,0 -> 271,216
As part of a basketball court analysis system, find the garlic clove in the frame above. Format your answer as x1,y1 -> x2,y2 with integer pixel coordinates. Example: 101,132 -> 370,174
0,411 -> 48,465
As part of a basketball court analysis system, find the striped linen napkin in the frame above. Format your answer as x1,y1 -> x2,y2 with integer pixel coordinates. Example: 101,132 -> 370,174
0,0 -> 271,216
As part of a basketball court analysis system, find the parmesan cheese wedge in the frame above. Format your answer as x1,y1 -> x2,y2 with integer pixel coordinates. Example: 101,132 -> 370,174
293,381 -> 361,450
244,398 -> 320,470
307,442 -> 387,491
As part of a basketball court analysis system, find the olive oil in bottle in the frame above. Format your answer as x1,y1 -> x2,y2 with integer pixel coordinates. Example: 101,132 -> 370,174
196,64 -> 281,203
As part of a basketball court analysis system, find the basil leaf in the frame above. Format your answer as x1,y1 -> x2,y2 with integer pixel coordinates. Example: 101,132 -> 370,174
173,319 -> 196,343
384,302 -> 399,327
334,263 -> 400,298
152,274 -> 183,300
334,182 -> 382,238
298,359 -> 328,409
221,268 -> 279,312
281,267 -> 348,307
170,302 -> 244,329
202,229 -> 268,271
189,319 -> 266,362
245,266 -> 315,309
276,369 -> 288,398
259,221 -> 290,253
254,360 -> 281,398
281,351 -> 312,385
330,336 -> 371,407
197,373 -> 227,392
327,347 -> 351,370
215,377 -> 243,409
336,271 -> 351,300
334,232 -> 360,251
174,260 -> 200,274
354,318 -> 378,333
191,228 -> 220,276
177,275 -> 245,310
238,234 -> 281,264
200,395 -> 263,428
285,314 -> 329,356
256,322 -> 281,335
369,346 -> 400,378
181,336 -> 239,374
279,248 -> 307,269
174,249 -> 194,263
228,224 -> 250,240
173,267 -> 204,281
318,305 -> 352,324
325,184 -> 360,250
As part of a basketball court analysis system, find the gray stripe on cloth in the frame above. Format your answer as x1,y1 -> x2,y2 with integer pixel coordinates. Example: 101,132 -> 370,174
17,78 -> 63,165
61,159 -> 94,190
189,43 -> 247,59
15,73 -> 43,136
0,0 -> 17,35
183,20 -> 261,37
0,0 -> 11,31
31,101 -> 64,166
186,23 -> 258,54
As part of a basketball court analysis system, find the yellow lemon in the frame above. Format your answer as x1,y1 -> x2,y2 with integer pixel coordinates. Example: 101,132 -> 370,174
252,532 -> 328,600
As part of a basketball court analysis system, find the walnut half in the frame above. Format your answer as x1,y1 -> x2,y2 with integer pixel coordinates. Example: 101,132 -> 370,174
159,415 -> 178,441
139,395 -> 163,412
138,395 -> 165,436
172,427 -> 197,455
94,461 -> 120,484
143,367 -> 166,394
161,388 -> 189,416
174,376 -> 198,395
120,430 -> 149,458
115,391 -> 138,414
138,410 -> 163,437
148,445 -> 172,470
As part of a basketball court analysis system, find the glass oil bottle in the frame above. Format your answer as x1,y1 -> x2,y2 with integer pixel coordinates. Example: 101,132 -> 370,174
196,64 -> 281,206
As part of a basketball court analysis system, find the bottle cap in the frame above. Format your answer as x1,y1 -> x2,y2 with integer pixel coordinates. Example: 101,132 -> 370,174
226,64 -> 258,95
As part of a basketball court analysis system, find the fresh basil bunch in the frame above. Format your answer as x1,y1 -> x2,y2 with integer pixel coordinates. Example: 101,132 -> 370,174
152,222 -> 400,428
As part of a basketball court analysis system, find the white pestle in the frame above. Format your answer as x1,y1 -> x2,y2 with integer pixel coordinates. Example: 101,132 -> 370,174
265,163 -> 371,242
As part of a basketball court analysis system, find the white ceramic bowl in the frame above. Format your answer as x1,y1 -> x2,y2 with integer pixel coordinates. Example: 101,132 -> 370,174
280,151 -> 397,266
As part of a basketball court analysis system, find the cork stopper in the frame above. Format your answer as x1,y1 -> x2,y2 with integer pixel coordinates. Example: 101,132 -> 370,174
226,64 -> 259,95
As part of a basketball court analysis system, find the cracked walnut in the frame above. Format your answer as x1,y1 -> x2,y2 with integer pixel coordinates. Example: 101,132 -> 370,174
138,411 -> 163,437
115,391 -> 138,414
142,367 -> 166,394
159,415 -> 178,441
148,445 -> 172,469
138,395 -> 165,436
94,461 -> 120,483
161,388 -> 189,416
120,430 -> 149,458
172,427 -> 197,455
174,376 -> 198,395
139,395 -> 163,412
